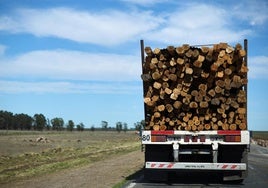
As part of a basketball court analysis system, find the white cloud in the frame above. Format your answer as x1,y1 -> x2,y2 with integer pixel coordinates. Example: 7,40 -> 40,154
0,7 -> 161,46
0,2 -> 260,46
0,80 -> 141,94
249,56 -> 268,79
0,50 -> 141,81
143,3 -> 251,45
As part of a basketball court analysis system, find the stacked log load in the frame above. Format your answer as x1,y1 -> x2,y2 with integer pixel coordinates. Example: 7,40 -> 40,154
142,42 -> 248,131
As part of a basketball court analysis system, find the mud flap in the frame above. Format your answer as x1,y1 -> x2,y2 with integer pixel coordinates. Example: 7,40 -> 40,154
144,169 -> 168,182
223,171 -> 244,184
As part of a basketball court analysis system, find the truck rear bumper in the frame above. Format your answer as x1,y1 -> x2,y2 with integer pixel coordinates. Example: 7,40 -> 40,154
145,162 -> 247,170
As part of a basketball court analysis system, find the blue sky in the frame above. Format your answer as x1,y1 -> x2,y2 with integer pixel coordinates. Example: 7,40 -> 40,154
0,0 -> 267,130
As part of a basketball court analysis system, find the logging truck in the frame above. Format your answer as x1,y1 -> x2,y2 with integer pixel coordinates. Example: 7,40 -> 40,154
140,39 -> 250,182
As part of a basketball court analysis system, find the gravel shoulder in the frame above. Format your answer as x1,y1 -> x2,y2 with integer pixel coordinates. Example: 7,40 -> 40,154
1,150 -> 144,188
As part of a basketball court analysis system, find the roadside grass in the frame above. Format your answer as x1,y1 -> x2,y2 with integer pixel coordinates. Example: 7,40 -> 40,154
0,131 -> 140,184
0,130 -> 67,136
252,131 -> 268,140
113,180 -> 127,188
112,167 -> 144,188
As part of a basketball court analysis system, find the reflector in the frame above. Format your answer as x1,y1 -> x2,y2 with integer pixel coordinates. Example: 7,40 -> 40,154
184,135 -> 190,142
192,136 -> 198,142
200,135 -> 206,142
151,135 -> 166,142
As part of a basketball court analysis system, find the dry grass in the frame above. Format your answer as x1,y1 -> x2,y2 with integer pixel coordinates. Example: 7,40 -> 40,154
0,131 -> 140,184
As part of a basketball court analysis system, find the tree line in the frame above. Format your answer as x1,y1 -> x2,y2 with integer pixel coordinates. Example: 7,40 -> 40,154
0,110 -> 82,131
0,110 -> 143,132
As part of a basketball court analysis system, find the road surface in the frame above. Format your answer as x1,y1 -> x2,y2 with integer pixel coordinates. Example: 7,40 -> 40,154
123,144 -> 268,188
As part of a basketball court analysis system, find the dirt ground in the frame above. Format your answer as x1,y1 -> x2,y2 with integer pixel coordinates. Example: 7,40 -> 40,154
1,149 -> 144,188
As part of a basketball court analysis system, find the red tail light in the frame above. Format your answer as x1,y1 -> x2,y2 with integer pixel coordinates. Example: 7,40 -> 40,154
225,135 -> 241,142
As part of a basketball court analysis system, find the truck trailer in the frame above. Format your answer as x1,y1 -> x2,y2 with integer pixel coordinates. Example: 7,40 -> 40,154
140,39 -> 250,182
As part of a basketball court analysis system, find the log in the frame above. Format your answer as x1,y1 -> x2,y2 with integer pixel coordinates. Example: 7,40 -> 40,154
173,101 -> 182,109
239,122 -> 247,130
226,46 -> 234,54
153,82 -> 162,89
208,89 -> 216,97
145,47 -> 153,56
177,58 -> 185,65
190,101 -> 198,108
237,107 -> 246,114
200,101 -> 209,108
154,112 -> 161,118
183,44 -> 190,51
201,46 -> 209,54
212,123 -> 218,130
229,124 -> 237,130
166,104 -> 174,113
239,49 -> 246,57
141,73 -> 151,81
204,123 -> 211,130
152,71 -> 161,80
165,87 -> 172,95
160,124 -> 167,131
153,48 -> 161,55
176,46 -> 184,55
153,124 -> 160,131
222,123 -> 229,130
198,124 -> 204,131
157,105 -> 165,112
185,67 -> 193,74
170,93 -> 178,100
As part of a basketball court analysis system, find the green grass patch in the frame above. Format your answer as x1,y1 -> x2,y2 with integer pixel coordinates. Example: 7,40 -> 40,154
112,166 -> 144,188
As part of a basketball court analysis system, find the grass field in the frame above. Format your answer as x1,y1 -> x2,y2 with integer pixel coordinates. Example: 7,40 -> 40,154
252,131 -> 268,140
1,130 -> 267,185
0,130 -> 140,184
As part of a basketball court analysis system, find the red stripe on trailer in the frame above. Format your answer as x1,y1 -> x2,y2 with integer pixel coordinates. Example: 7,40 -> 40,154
167,163 -> 174,168
151,130 -> 174,135
222,165 -> 228,169
218,164 -> 238,169
150,163 -> 174,168
147,162 -> 245,170
217,130 -> 241,135
231,165 -> 237,169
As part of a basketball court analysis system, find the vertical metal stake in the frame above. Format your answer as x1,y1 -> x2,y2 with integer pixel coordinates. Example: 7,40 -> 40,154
244,39 -> 248,125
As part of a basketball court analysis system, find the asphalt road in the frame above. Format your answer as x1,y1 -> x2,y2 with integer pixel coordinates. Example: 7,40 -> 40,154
123,144 -> 268,188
